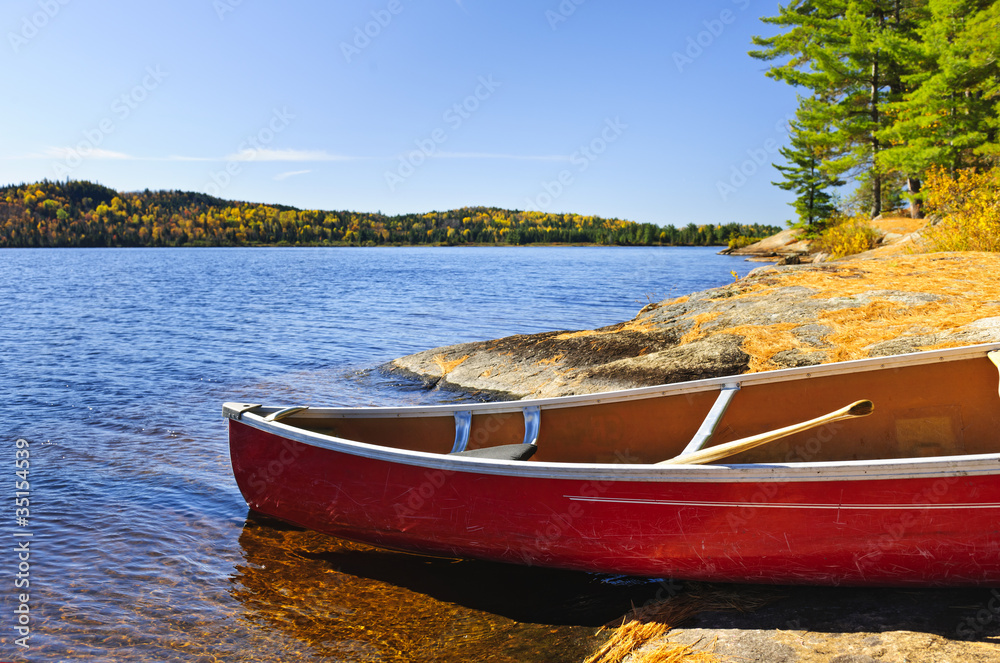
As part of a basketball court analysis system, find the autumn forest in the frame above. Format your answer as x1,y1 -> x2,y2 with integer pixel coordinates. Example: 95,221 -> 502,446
0,180 -> 779,249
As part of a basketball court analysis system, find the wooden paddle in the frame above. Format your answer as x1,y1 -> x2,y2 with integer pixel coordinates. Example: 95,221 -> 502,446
656,399 -> 874,465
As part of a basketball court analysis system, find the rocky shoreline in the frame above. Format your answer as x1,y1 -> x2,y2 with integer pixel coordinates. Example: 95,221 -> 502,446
388,252 -> 1000,401
385,243 -> 1000,662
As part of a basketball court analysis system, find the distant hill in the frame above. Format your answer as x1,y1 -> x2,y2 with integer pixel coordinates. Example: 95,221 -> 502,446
0,180 -> 781,248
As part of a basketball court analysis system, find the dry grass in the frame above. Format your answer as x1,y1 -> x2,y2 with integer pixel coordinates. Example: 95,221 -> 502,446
586,620 -> 676,663
584,585 -> 778,663
678,312 -> 723,345
629,642 -> 720,663
712,323 -> 803,372
870,215 -> 926,236
554,316 -> 659,340
432,353 -> 469,375
685,253 -> 1000,371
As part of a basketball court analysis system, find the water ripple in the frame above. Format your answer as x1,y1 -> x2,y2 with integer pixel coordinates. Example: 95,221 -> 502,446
0,246 -> 754,661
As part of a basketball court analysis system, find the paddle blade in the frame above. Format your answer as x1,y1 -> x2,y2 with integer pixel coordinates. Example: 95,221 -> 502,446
847,400 -> 874,417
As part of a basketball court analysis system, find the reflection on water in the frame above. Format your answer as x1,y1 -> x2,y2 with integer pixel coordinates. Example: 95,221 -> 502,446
233,515 -> 662,662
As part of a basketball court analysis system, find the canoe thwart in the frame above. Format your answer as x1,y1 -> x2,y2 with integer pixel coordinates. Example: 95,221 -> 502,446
450,410 -> 473,453
264,406 -> 309,422
449,407 -> 538,457
659,399 -> 875,466
680,383 -> 740,456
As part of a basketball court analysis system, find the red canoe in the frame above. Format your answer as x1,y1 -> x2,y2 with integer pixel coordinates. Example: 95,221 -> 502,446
225,343 -> 1000,586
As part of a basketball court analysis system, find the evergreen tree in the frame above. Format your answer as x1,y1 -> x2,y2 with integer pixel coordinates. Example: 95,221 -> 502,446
751,0 -> 922,218
877,0 -> 1000,216
773,107 -> 846,232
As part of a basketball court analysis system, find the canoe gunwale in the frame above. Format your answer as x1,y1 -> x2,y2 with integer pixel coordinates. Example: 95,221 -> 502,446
230,411 -> 1000,483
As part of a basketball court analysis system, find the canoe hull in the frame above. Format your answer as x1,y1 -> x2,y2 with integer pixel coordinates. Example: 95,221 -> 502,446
229,419 -> 1000,586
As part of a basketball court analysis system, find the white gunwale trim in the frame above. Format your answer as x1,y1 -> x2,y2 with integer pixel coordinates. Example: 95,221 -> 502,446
225,342 -> 1000,420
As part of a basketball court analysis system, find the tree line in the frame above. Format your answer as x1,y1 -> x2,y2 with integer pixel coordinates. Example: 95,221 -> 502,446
0,180 -> 780,249
753,0 -> 1000,229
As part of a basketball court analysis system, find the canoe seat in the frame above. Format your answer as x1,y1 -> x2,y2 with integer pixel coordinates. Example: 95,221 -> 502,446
450,444 -> 538,461
450,406 -> 541,454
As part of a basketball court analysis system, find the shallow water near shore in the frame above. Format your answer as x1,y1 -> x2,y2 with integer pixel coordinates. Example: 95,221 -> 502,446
1,246 -> 756,662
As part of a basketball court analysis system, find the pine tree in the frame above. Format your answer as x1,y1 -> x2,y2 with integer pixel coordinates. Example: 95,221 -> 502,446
773,108 -> 846,232
878,0 -> 1000,216
751,0 -> 923,218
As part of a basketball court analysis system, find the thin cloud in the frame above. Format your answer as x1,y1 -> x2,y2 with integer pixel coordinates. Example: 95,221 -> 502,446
224,148 -> 354,162
274,169 -> 311,181
164,154 -> 216,162
433,151 -> 572,161
44,147 -> 133,160
22,147 -> 568,164
23,147 -> 359,163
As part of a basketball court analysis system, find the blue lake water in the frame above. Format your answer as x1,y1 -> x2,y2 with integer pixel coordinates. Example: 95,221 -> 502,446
0,246 -> 757,662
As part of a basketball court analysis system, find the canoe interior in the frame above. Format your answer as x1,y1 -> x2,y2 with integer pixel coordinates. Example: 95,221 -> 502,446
287,353 -> 1000,464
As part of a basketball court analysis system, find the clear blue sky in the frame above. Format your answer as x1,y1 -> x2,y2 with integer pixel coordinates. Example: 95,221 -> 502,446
1,0 -> 802,228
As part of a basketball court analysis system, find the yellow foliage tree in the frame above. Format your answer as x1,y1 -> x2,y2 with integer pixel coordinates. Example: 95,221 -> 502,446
813,215 -> 880,258
922,167 -> 1000,252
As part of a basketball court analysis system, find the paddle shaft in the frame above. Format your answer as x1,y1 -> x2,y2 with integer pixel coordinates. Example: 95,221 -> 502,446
657,399 -> 874,465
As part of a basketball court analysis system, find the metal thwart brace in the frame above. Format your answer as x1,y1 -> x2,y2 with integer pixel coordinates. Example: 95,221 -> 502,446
679,383 -> 739,456
449,406 -> 541,453
521,406 -> 540,446
450,411 -> 473,453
